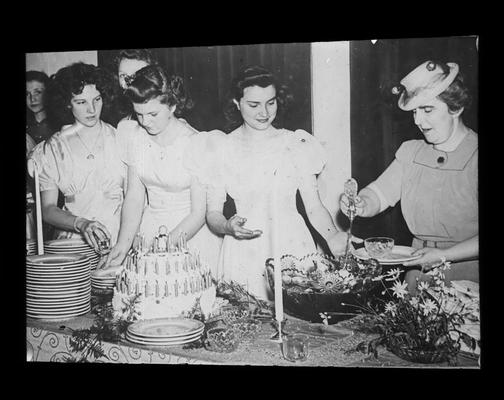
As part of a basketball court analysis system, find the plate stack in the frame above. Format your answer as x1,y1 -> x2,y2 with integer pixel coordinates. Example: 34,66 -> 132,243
44,239 -> 102,271
91,272 -> 116,293
126,318 -> 205,347
26,254 -> 91,320
26,240 -> 37,256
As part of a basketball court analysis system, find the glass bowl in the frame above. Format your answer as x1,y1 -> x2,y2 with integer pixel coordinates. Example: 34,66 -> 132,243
204,327 -> 240,353
231,318 -> 262,340
364,237 -> 395,258
220,305 -> 252,325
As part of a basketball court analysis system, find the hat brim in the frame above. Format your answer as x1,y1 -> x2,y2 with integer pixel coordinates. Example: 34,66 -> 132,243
398,63 -> 459,111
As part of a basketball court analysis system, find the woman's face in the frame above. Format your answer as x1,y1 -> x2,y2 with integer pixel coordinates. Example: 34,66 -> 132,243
118,58 -> 149,90
412,97 -> 462,145
235,84 -> 278,131
26,80 -> 45,114
70,84 -> 103,127
133,97 -> 175,136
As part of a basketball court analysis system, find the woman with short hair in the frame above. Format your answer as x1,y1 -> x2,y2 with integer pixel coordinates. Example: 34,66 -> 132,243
340,60 -> 478,292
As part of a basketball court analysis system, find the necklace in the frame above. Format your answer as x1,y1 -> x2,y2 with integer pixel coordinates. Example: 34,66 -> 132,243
75,129 -> 101,160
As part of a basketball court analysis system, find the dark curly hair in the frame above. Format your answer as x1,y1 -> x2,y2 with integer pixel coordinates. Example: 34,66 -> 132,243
45,62 -> 118,130
124,65 -> 193,117
223,65 -> 294,132
114,48 -> 157,71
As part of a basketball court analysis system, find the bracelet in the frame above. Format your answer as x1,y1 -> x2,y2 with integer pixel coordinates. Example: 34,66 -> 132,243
73,217 -> 82,233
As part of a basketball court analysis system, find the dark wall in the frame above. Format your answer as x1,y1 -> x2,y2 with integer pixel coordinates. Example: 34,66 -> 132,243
98,43 -> 312,133
349,36 -> 478,245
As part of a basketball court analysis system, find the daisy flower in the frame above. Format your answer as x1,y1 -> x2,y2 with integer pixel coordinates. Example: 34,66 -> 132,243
391,280 -> 409,299
420,299 -> 437,316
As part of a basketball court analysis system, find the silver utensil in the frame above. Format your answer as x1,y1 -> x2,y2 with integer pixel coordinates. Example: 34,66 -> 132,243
343,178 -> 358,266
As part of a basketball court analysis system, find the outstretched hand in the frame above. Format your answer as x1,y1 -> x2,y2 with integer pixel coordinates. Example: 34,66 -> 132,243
339,193 -> 366,219
403,247 -> 447,272
226,215 -> 262,240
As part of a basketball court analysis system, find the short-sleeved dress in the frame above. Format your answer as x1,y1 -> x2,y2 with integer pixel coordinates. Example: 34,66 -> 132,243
201,127 -> 327,300
369,130 -> 478,281
116,119 -> 223,276
28,122 -> 127,244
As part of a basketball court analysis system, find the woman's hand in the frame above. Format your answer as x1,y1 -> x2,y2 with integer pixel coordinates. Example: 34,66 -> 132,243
327,231 -> 363,256
339,193 -> 366,218
76,218 -> 111,253
100,243 -> 130,270
75,218 -> 111,253
225,215 -> 262,240
403,247 -> 447,272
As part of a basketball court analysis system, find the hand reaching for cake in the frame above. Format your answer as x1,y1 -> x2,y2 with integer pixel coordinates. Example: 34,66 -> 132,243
101,243 -> 129,270
225,215 -> 262,240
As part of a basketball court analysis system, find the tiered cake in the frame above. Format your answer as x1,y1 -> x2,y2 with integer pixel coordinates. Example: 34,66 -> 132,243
112,227 -> 214,320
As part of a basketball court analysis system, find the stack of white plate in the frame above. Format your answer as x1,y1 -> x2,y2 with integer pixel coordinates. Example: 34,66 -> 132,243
44,238 -> 101,271
26,240 -> 37,256
126,318 -> 205,347
26,254 -> 91,320
91,273 -> 116,292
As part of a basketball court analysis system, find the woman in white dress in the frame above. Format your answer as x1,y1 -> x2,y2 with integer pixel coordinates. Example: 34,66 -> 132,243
102,65 -> 222,274
202,65 -> 351,300
28,63 -> 126,252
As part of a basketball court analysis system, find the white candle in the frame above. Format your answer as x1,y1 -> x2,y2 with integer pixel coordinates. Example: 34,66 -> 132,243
28,159 -> 44,256
272,169 -> 284,325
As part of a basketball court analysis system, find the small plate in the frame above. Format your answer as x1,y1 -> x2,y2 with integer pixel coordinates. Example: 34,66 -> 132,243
128,318 -> 205,339
352,245 -> 422,265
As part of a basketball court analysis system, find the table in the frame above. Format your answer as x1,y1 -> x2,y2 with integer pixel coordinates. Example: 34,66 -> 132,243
26,307 -> 479,367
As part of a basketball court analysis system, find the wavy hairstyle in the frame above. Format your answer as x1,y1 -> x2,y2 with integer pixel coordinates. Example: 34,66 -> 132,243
26,70 -> 50,124
223,65 -> 294,132
124,65 -> 193,117
113,48 -> 157,70
45,62 -> 118,130
437,63 -> 472,113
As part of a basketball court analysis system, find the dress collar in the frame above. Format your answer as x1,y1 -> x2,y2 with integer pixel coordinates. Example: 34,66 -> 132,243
413,130 -> 478,171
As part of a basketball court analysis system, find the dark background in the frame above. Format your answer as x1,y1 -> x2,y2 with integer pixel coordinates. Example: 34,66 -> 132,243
98,43 -> 312,133
97,37 -> 478,250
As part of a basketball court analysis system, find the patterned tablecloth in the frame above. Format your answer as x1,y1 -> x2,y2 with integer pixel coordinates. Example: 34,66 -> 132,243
26,312 -> 479,367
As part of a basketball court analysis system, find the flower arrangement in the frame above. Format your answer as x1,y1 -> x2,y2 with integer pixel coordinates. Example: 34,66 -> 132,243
353,263 -> 480,365
264,253 -> 383,323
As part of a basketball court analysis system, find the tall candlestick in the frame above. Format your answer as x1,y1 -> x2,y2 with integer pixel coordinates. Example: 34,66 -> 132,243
28,160 -> 44,255
272,168 -> 284,326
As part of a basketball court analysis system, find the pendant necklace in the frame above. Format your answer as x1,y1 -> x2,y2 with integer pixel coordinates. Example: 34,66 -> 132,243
76,130 -> 101,160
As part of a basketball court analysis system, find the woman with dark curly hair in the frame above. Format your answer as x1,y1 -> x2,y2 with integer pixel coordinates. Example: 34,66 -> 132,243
26,70 -> 56,143
28,62 -> 126,253
340,60 -> 478,292
101,64 -> 223,274
199,65 -> 350,299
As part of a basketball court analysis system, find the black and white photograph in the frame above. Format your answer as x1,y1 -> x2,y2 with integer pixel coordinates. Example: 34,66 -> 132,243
24,36 -> 480,368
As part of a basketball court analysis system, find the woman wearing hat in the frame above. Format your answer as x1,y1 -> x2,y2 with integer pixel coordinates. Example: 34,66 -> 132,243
340,60 -> 478,292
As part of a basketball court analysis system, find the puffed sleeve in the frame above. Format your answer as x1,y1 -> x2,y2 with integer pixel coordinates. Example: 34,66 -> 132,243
370,140 -> 420,209
183,130 -> 228,211
288,129 -> 327,176
183,130 -> 228,185
116,119 -> 140,166
28,134 -> 64,192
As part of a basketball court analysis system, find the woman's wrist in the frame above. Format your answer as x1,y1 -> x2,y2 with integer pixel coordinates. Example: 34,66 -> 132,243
73,216 -> 86,233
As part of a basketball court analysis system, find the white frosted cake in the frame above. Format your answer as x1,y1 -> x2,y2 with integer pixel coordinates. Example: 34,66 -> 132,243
112,228 -> 214,320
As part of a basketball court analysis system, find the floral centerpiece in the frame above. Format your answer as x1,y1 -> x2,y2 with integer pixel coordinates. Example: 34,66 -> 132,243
352,263 -> 480,365
265,253 -> 383,323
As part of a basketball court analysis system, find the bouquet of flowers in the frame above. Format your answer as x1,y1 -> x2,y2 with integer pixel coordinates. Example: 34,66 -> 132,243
354,263 -> 480,365
264,253 -> 383,323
